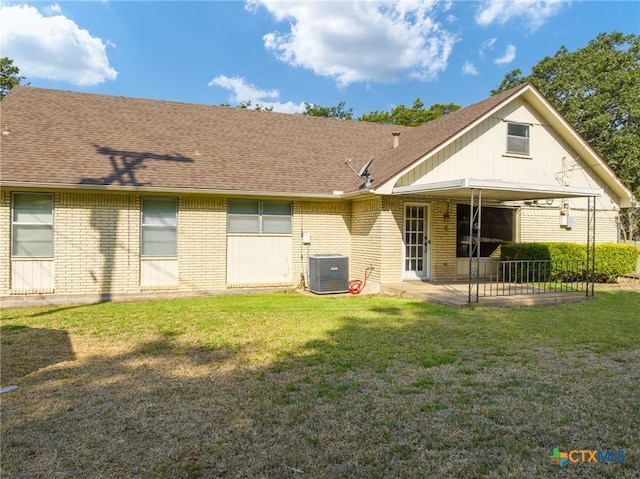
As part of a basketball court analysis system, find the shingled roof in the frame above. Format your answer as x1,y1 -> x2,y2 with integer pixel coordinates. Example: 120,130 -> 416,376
0,84 -> 528,197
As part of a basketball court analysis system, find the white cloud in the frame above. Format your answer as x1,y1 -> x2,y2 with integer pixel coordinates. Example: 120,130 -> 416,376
208,75 -> 306,114
44,3 -> 62,15
479,37 -> 497,58
494,44 -> 516,65
462,61 -> 479,75
475,0 -> 568,31
247,0 -> 457,87
0,4 -> 117,85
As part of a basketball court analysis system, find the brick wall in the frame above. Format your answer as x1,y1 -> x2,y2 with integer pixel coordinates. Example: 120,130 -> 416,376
351,197 -> 383,282
179,196 -> 227,291
54,192 -> 140,295
0,190 -> 11,294
518,207 -> 619,243
1,188 -> 623,300
430,200 -> 457,281
294,201 -> 352,283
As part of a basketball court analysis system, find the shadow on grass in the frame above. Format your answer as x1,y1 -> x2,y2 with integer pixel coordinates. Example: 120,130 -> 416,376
1,294 -> 639,478
0,326 -> 75,385
1,304 -> 94,320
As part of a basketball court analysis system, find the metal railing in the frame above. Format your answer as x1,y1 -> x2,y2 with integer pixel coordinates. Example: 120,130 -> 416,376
477,259 -> 591,297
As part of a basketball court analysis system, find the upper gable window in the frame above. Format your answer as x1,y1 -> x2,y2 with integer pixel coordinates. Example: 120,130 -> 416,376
506,122 -> 530,156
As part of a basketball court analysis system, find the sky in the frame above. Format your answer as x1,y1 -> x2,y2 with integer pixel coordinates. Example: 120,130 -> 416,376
0,0 -> 638,116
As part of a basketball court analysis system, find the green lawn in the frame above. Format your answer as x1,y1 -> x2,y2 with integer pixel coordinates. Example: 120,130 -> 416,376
1,291 -> 639,478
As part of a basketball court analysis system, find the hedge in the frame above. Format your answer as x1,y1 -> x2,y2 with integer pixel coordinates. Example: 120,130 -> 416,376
500,242 -> 638,283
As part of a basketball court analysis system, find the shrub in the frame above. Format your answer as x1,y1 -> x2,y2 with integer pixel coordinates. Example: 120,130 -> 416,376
547,243 -> 587,282
594,243 -> 639,282
500,242 -> 638,283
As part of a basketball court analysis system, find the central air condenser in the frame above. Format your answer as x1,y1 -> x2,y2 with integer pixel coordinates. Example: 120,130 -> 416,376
308,254 -> 349,294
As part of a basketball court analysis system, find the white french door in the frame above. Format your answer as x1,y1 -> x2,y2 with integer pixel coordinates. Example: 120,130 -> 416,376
403,204 -> 431,280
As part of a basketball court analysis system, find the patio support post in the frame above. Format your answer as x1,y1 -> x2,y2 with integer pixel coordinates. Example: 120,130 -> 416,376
468,188 -> 482,303
586,196 -> 596,296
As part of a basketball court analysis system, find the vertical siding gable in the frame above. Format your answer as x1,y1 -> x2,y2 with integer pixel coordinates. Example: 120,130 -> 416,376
394,99 -> 619,207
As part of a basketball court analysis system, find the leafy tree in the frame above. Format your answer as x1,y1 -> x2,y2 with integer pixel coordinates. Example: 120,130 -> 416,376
492,32 -> 640,236
358,98 -> 460,126
301,101 -> 353,120
0,57 -> 25,99
220,100 -> 273,111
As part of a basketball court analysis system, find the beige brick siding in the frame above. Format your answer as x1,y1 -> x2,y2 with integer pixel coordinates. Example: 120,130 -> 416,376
431,200 -> 457,281
379,197 -> 404,283
54,192 -> 140,296
0,190 -> 11,294
351,197 -> 383,282
0,188 -> 624,300
294,201 -> 351,283
518,207 -> 619,243
179,196 -> 227,291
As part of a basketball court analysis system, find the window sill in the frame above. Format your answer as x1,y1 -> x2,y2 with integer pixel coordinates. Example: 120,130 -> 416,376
503,153 -> 532,160
11,257 -> 54,260
227,233 -> 293,237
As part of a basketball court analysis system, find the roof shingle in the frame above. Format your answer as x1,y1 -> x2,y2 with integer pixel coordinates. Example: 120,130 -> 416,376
0,85 -> 527,196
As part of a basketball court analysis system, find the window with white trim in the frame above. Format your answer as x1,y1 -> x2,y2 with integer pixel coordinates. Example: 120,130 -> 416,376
12,193 -> 54,257
506,122 -> 530,156
228,199 -> 292,234
141,197 -> 177,256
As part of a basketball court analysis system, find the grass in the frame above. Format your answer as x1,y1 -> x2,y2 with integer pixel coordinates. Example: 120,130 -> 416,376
1,290 -> 639,478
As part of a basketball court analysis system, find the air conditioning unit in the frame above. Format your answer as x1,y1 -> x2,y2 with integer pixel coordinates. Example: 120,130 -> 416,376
308,254 -> 349,294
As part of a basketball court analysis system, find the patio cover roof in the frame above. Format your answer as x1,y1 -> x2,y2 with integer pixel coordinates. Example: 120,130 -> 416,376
391,178 -> 603,202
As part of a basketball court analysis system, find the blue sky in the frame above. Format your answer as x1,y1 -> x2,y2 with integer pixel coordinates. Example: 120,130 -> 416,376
1,1 -> 638,116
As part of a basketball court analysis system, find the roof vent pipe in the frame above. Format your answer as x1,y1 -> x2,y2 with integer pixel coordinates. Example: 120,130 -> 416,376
392,131 -> 401,149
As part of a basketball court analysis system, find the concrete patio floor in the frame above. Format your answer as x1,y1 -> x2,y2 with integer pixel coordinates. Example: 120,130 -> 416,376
380,281 -> 596,307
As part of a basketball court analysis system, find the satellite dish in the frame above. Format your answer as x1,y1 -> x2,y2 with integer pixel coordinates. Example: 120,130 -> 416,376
358,158 -> 373,178
344,157 -> 374,189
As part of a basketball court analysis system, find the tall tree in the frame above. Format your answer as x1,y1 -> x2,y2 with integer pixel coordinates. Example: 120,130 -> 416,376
492,32 -> 640,221
358,98 -> 460,126
0,57 -> 25,99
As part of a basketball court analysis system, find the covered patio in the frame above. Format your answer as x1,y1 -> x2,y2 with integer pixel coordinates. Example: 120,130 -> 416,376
392,178 -> 603,303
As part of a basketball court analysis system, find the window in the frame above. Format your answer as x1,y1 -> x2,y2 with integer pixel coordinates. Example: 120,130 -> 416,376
12,193 -> 54,257
456,204 -> 513,258
228,199 -> 292,234
141,197 -> 177,256
506,122 -> 530,156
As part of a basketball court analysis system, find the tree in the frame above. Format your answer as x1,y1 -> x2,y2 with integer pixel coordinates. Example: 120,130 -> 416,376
0,57 -> 25,99
492,32 -> 640,239
220,100 -> 273,111
358,98 -> 460,126
301,101 -> 353,120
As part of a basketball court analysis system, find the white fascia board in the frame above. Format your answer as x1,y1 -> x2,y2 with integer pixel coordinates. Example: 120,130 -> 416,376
392,178 -> 603,198
392,179 -> 468,195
